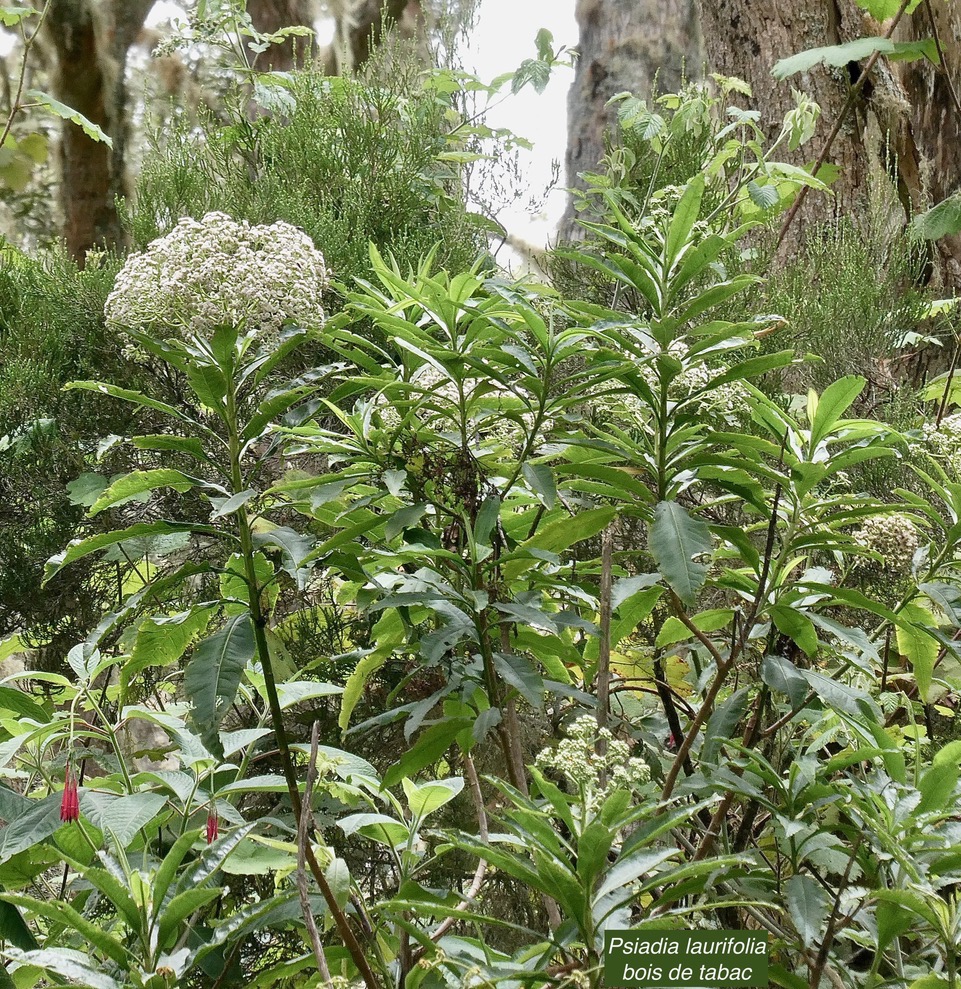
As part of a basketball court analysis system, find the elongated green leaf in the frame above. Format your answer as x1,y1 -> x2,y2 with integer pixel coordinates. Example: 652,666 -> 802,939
0,7 -> 36,27
0,893 -> 128,967
0,794 -> 64,864
89,469 -> 208,516
156,886 -> 223,950
856,0 -> 923,22
2,948 -> 121,989
80,792 -> 167,848
339,813 -> 410,847
26,90 -> 112,144
773,37 -> 921,80
0,687 -> 47,723
666,174 -> 705,271
770,605 -> 818,657
44,522 -> 217,586
0,900 -> 37,951
185,614 -> 256,758
176,822 -> 258,894
786,873 -> 831,949
910,190 -> 961,241
896,601 -> 939,701
125,607 -> 213,690
809,375 -> 865,448
649,501 -> 711,607
382,718 -> 473,789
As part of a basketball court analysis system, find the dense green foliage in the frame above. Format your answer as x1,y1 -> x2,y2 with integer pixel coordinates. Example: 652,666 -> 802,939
4,10 -> 961,989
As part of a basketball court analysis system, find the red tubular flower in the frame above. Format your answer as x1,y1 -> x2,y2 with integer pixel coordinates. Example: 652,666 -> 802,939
206,811 -> 219,844
60,765 -> 80,823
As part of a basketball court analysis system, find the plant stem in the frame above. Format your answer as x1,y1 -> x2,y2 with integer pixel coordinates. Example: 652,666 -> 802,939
225,375 -> 381,989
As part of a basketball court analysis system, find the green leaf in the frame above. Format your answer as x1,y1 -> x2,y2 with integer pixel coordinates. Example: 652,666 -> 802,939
896,601 -> 939,701
0,893 -> 128,967
338,813 -> 410,847
0,900 -> 37,951
770,605 -> 819,657
809,375 -> 865,448
493,652 -> 545,709
89,469 -> 207,516
521,463 -> 556,509
339,610 -> 405,731
382,718 -> 473,789
44,521 -> 216,586
125,607 -> 213,689
0,7 -> 36,27
0,795 -> 64,864
649,501 -> 712,607
402,777 -> 464,819
220,840 -> 295,876
785,873 -> 831,949
80,792 -> 167,848
855,0 -> 923,21
917,761 -> 959,815
747,181 -> 780,209
910,190 -> 961,241
702,688 -> 750,764
157,886 -> 223,950
2,948 -> 121,989
26,90 -> 112,145
185,614 -> 256,759
666,174 -> 705,270
0,687 -> 47,723
773,37 -> 897,80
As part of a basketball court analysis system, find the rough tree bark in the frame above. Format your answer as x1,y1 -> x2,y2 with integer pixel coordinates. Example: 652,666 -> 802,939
697,0 -> 961,283
45,0 -> 152,262
562,0 -> 702,239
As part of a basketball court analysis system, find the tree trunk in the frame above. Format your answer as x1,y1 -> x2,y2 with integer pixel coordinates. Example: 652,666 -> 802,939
892,4 -> 961,287
697,0 -> 961,283
247,0 -> 316,71
46,0 -> 151,262
326,0 -> 426,74
562,0 -> 702,239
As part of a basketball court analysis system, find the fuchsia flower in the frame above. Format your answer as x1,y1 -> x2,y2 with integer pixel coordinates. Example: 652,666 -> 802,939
206,811 -> 219,844
60,765 -> 80,822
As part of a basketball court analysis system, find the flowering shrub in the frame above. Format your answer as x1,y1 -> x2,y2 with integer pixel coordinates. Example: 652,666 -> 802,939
105,211 -> 328,343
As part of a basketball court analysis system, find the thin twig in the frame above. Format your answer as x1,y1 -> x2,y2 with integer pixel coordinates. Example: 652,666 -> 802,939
777,0 -> 914,250
595,528 -> 614,751
297,722 -> 333,986
0,1 -> 50,151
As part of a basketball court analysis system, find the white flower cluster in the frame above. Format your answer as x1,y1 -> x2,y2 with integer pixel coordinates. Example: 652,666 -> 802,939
536,715 -> 651,817
922,413 -> 961,476
853,512 -> 921,572
105,212 -> 328,345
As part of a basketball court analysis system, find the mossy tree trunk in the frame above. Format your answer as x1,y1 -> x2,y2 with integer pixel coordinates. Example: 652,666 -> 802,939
561,0 -> 702,240
698,0 -> 961,286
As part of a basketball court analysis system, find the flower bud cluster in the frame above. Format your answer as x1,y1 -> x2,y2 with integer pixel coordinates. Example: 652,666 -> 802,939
922,413 -> 961,475
105,212 -> 327,345
853,512 -> 921,571
536,715 -> 651,815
